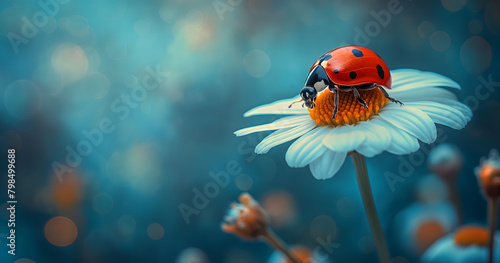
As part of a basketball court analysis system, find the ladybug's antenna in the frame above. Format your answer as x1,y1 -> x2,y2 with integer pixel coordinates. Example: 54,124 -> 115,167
288,99 -> 303,108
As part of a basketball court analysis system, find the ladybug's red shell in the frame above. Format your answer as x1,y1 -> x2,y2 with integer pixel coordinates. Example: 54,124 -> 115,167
310,46 -> 392,89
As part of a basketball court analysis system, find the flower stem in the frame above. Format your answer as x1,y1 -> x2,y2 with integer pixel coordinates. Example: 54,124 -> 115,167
351,153 -> 391,263
447,181 -> 464,224
488,197 -> 498,263
262,229 -> 301,263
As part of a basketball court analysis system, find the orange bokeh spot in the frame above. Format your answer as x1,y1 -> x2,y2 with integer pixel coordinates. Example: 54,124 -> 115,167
308,88 -> 388,126
454,225 -> 489,247
52,172 -> 82,209
44,216 -> 78,247
415,220 -> 446,253
262,192 -> 295,228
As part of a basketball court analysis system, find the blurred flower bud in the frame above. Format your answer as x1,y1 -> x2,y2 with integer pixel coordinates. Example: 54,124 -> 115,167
475,149 -> 500,199
428,144 -> 463,182
415,174 -> 449,203
222,193 -> 270,240
268,246 -> 325,263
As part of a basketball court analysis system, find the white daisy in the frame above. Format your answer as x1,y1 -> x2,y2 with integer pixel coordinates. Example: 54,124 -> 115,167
393,201 -> 458,256
235,69 -> 472,180
421,225 -> 500,263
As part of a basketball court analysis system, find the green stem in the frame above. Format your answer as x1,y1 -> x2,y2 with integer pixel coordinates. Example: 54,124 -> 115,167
351,153 -> 391,263
488,198 -> 497,263
262,229 -> 301,263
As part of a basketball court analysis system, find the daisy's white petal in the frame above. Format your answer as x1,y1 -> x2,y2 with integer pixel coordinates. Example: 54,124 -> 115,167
255,120 -> 316,154
405,101 -> 469,130
235,115 -> 312,136
354,119 -> 392,157
422,98 -> 473,122
286,126 -> 329,168
391,69 -> 461,90
378,119 -> 420,155
322,125 -> 366,152
309,150 -> 347,180
388,87 -> 457,102
244,95 -> 309,117
379,104 -> 437,144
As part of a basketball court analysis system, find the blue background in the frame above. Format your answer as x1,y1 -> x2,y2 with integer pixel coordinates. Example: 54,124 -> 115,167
0,0 -> 499,262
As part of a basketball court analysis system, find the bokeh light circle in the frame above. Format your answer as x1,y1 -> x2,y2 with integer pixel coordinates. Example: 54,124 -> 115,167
262,191 -> 296,228
4,80 -> 42,120
243,49 -> 271,78
468,20 -> 483,34
429,31 -> 451,52
65,15 -> 89,37
52,43 -> 88,83
44,216 -> 78,247
80,72 -> 111,99
134,19 -> 150,36
117,214 -> 136,237
466,0 -> 487,12
106,144 -> 162,194
92,193 -> 113,215
484,0 -> 500,36
14,259 -> 36,263
82,46 -> 101,73
417,21 -> 435,39
441,0 -> 466,12
147,223 -> 165,240
124,75 -> 138,87
52,172 -> 82,209
159,4 -> 180,23
460,36 -> 492,74
310,215 -> 337,240
235,174 -> 253,191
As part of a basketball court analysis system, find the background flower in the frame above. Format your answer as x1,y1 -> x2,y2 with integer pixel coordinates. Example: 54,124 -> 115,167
421,226 -> 500,263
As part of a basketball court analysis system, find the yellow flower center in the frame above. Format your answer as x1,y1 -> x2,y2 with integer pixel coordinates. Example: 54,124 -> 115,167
308,88 -> 389,126
454,226 -> 489,247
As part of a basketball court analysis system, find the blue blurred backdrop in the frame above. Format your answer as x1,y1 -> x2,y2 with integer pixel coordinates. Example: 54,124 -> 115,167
0,0 -> 499,262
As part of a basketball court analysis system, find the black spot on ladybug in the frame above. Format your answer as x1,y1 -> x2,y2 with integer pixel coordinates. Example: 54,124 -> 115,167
352,49 -> 364,57
334,69 -> 339,74
376,65 -> 385,79
349,71 -> 357,79
319,54 -> 332,63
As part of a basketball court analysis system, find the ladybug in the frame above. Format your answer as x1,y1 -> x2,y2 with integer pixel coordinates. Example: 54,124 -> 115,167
291,46 -> 402,119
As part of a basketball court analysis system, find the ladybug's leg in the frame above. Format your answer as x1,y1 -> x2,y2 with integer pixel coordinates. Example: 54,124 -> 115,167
328,85 -> 339,119
377,86 -> 403,105
352,87 -> 368,109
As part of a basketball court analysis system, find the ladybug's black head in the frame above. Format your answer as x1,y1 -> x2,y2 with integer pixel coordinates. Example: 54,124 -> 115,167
300,86 -> 317,109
